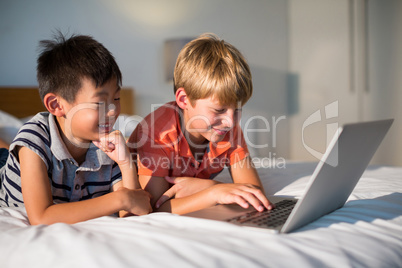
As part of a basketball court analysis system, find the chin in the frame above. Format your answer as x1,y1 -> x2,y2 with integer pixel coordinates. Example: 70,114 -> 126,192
97,126 -> 114,135
207,134 -> 225,144
83,131 -> 103,143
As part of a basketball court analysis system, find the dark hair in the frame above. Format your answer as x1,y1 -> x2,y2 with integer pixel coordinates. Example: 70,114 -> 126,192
36,31 -> 122,103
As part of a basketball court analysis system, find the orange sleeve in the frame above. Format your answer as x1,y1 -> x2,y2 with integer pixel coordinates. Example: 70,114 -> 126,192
127,120 -> 172,178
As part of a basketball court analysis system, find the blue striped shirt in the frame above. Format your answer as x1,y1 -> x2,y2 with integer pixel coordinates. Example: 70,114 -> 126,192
0,112 -> 122,207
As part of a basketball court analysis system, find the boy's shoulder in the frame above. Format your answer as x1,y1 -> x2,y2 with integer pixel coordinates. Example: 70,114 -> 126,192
128,101 -> 182,152
17,112 -> 51,135
8,112 -> 53,167
9,111 -> 50,144
143,101 -> 179,122
138,101 -> 181,139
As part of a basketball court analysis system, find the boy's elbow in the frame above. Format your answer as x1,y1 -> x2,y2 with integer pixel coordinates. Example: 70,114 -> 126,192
28,217 -> 49,225
29,221 -> 43,226
27,212 -> 62,225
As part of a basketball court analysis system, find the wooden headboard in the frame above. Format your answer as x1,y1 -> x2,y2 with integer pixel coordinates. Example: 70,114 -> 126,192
0,87 -> 135,118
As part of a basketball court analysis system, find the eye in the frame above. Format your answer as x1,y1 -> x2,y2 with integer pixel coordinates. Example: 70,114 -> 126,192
114,98 -> 120,101
89,102 -> 105,111
214,109 -> 226,114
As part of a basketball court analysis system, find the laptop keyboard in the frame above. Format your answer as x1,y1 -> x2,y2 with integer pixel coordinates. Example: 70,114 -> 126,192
226,199 -> 297,227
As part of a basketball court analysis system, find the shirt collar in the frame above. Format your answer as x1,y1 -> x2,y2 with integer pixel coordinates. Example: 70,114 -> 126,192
175,107 -> 231,160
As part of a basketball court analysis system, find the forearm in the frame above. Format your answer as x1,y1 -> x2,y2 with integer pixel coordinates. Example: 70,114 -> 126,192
119,162 -> 140,189
156,187 -> 217,215
155,176 -> 273,214
93,131 -> 139,190
28,191 -> 124,225
234,167 -> 264,189
231,157 -> 265,191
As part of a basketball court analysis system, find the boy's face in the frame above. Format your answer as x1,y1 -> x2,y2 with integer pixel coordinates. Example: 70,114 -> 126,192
183,96 -> 242,146
61,77 -> 121,146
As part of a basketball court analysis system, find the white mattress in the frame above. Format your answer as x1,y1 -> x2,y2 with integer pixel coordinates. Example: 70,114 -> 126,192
1,162 -> 401,267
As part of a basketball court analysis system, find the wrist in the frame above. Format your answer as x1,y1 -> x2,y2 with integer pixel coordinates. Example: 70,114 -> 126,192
118,160 -> 135,173
115,188 -> 129,211
208,184 -> 221,206
114,146 -> 132,165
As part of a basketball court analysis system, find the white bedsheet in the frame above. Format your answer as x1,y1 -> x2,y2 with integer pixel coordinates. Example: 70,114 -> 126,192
0,162 -> 401,268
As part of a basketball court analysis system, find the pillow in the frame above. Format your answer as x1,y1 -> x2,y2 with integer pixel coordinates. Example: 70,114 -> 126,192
0,110 -> 23,144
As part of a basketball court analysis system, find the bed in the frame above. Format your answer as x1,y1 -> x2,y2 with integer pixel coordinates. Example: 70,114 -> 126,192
0,88 -> 401,268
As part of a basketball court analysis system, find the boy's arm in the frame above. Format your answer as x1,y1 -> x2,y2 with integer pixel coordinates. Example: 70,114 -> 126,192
93,130 -> 147,217
117,161 -> 140,217
229,156 -> 264,190
94,131 -> 139,189
154,176 -> 219,208
141,174 -> 272,215
19,146 -> 151,225
230,156 -> 274,207
0,137 -> 9,149
151,157 -> 274,214
140,174 -> 221,213
139,175 -> 171,208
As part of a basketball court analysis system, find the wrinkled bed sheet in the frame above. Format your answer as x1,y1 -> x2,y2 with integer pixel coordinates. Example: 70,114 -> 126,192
0,162 -> 401,268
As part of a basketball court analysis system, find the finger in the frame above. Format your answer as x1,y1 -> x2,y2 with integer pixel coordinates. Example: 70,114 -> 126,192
100,132 -> 122,148
109,129 -> 122,137
92,141 -> 101,148
164,176 -> 178,184
265,198 -> 275,210
238,191 -> 264,212
155,186 -> 177,208
231,186 -> 265,212
95,137 -> 112,152
232,195 -> 250,209
106,142 -> 115,151
241,185 -> 274,210
155,195 -> 168,209
109,130 -> 126,144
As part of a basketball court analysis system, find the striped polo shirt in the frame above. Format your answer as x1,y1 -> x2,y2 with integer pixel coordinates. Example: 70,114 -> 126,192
0,112 -> 122,208
128,102 -> 249,179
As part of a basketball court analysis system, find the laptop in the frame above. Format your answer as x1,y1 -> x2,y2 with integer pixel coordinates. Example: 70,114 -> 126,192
183,119 -> 393,233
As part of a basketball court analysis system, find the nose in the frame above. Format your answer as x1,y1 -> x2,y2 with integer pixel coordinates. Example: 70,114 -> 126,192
221,110 -> 235,129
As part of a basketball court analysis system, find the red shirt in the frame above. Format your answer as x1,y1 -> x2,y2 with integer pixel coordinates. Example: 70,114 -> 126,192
128,102 -> 249,179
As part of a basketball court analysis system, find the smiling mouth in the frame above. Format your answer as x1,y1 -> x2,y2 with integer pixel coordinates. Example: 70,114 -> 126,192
99,123 -> 113,133
213,128 -> 229,135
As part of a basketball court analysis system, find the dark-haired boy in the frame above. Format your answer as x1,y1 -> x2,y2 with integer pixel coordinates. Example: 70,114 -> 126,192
0,33 -> 151,225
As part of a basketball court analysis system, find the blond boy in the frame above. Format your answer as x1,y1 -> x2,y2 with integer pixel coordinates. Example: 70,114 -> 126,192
129,33 -> 273,214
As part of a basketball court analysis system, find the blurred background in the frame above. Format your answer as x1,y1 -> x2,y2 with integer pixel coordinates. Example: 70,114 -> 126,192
0,0 -> 401,165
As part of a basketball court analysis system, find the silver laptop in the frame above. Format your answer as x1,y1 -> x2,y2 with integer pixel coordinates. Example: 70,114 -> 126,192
183,119 -> 393,233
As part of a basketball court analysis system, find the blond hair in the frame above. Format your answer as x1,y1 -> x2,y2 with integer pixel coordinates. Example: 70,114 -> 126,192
173,33 -> 252,106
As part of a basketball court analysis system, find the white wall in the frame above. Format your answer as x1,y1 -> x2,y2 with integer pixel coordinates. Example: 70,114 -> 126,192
363,0 -> 402,165
2,1 -> 400,165
287,0 -> 402,166
0,0 -> 289,158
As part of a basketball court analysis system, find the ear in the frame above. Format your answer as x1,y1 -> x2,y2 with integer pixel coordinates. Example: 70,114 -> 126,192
43,93 -> 65,117
175,88 -> 189,110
